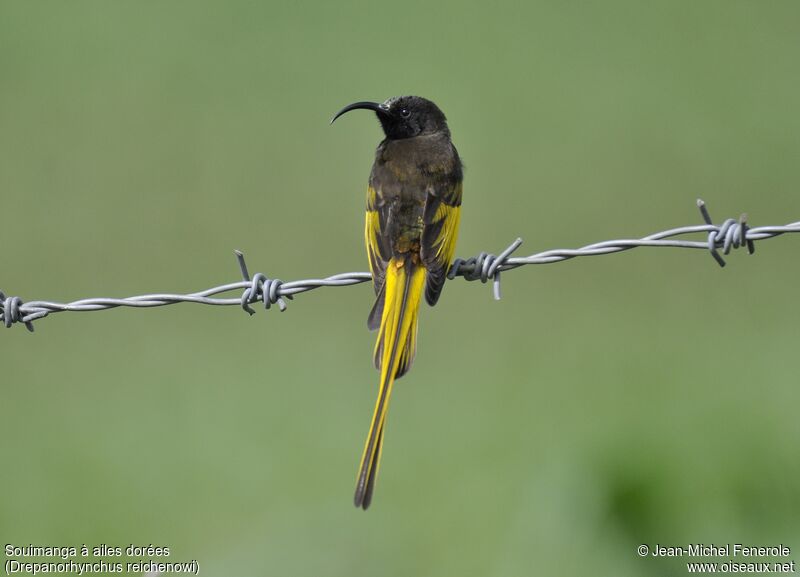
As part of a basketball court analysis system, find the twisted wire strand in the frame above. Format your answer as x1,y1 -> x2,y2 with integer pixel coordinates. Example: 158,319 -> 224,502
2,199 -> 799,331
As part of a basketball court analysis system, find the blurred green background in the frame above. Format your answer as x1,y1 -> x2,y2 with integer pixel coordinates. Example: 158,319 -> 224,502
2,1 -> 799,575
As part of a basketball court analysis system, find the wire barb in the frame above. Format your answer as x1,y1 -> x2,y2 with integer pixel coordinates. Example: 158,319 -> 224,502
0,292 -> 37,332
448,238 -> 524,300
235,250 -> 292,314
697,199 -> 752,267
3,200 -> 799,331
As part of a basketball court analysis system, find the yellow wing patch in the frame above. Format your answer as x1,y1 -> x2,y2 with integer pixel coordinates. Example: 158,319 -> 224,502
365,186 -> 387,295
365,209 -> 382,274
421,181 -> 462,306
431,202 -> 461,268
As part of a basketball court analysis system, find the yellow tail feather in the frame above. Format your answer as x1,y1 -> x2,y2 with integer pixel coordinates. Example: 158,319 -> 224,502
354,259 -> 425,509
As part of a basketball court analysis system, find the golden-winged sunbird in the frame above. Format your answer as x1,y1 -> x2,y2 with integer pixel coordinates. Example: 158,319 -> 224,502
332,96 -> 463,509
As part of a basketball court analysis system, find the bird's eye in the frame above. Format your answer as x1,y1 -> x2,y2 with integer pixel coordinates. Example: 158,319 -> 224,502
399,108 -> 411,118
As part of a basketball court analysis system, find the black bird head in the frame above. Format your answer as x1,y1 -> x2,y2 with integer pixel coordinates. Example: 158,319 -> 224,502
331,95 -> 450,140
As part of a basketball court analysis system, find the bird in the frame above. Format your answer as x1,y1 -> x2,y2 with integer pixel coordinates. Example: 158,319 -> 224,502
331,96 -> 463,509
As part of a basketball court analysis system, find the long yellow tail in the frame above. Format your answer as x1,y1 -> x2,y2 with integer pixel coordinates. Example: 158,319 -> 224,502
354,258 -> 426,509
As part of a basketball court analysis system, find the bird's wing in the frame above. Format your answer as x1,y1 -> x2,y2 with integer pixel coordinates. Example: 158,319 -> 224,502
421,179 -> 462,306
365,184 -> 390,294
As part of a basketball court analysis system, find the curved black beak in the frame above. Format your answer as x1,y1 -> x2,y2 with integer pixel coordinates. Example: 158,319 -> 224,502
330,101 -> 388,124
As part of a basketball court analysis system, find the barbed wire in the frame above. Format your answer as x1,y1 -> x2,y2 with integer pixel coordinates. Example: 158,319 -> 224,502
2,199 -> 799,332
